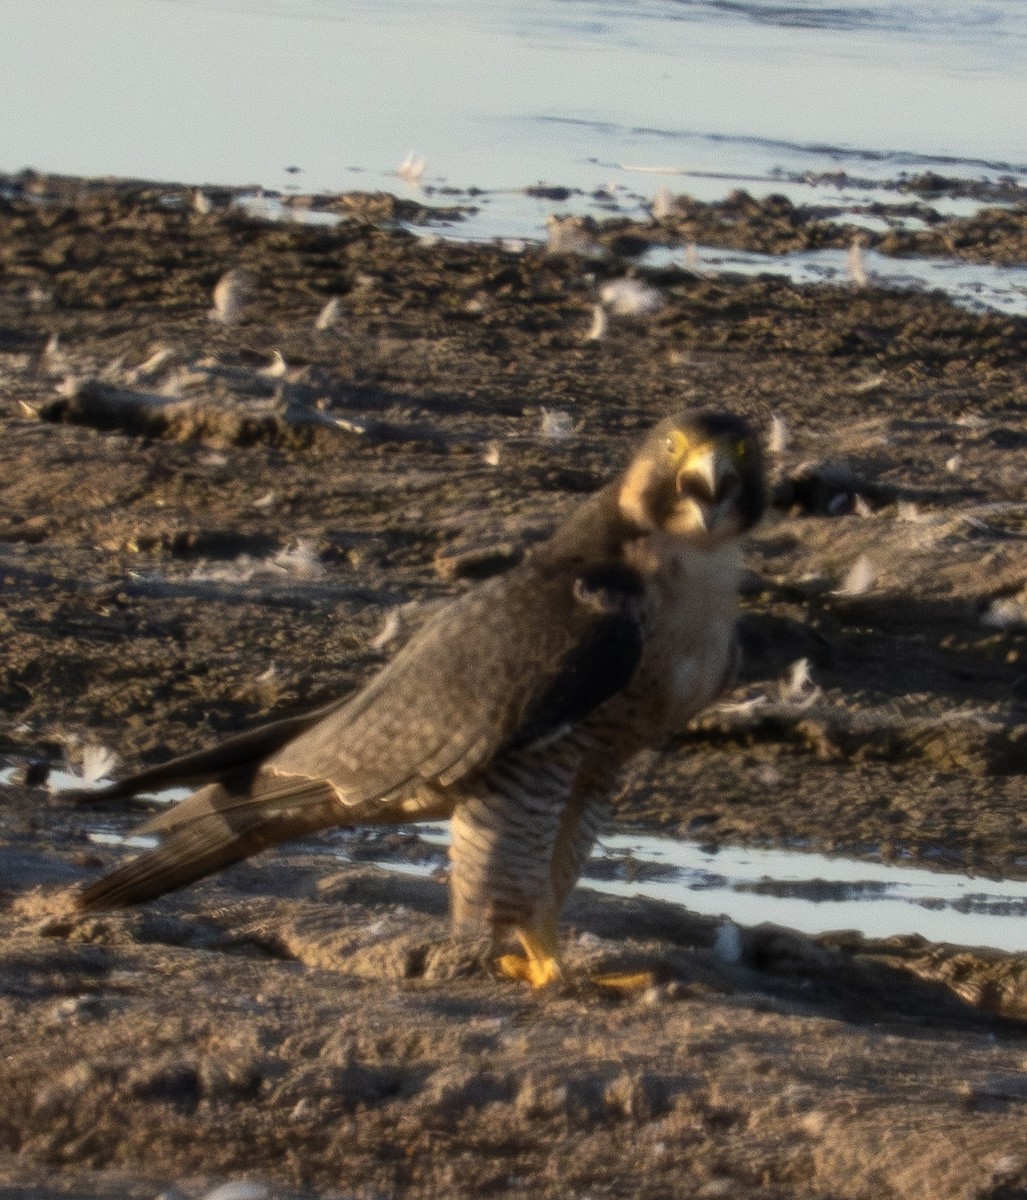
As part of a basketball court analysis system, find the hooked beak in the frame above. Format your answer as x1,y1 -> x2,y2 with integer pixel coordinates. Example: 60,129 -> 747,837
676,444 -> 738,512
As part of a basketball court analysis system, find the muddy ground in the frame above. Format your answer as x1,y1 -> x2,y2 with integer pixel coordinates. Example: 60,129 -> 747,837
2,171 -> 1027,1199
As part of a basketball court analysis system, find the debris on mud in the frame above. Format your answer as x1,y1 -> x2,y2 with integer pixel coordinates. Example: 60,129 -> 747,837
2,171 -> 1027,1199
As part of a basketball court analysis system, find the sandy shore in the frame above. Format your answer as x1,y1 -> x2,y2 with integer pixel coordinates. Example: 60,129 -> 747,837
2,171 -> 1027,1198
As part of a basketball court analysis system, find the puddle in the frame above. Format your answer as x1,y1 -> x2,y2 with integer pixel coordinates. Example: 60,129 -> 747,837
588,833 -> 1027,953
219,178 -> 1027,319
8,763 -> 1027,953
220,185 -> 1027,318
0,763 -> 190,803
87,829 -> 160,851
357,823 -> 1027,954
642,242 -> 1027,317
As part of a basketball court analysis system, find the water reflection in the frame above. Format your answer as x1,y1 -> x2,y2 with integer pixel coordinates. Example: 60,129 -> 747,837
378,822 -> 1027,953
3,0 -> 1025,206
7,759 -> 1027,953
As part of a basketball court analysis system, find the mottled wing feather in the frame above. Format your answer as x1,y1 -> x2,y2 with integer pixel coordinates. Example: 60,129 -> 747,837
504,605 -> 643,753
78,779 -> 341,909
267,561 -> 644,806
81,555 -> 647,915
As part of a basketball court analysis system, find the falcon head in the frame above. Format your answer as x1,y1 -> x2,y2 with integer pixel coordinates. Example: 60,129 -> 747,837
618,411 -> 765,545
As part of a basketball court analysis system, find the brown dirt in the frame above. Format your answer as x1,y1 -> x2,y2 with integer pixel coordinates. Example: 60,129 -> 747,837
2,171 -> 1027,1199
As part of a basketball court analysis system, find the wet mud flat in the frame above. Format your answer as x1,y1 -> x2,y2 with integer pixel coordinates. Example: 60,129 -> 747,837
2,172 -> 1027,1198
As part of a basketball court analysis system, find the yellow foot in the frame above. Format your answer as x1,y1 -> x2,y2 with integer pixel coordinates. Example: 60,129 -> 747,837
494,919 -> 563,989
588,969 -> 657,995
495,951 -> 562,989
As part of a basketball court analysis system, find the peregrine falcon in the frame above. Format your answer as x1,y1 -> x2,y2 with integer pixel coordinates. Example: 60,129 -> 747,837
76,411 -> 765,986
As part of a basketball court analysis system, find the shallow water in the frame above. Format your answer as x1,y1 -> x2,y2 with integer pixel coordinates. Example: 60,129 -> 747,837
4,0 -> 1026,314
7,764 -> 1027,952
642,242 -> 1027,316
410,823 -> 1027,954
237,187 -> 1027,316
80,810 -> 1027,953
4,0 -> 1025,205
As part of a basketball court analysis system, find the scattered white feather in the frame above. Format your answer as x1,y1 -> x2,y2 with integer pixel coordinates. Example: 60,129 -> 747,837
846,236 -> 868,287
780,658 -> 820,704
945,454 -> 962,473
39,333 -> 65,376
755,763 -> 782,787
54,374 -> 80,397
600,278 -> 663,317
252,490 -> 276,509
202,1184 -> 270,1200
80,745 -> 120,785
546,215 -> 596,256
651,187 -> 675,220
127,345 -> 172,383
397,151 -> 426,184
683,242 -> 702,273
539,409 -> 574,440
483,440 -> 502,467
272,539 -> 324,579
852,373 -> 887,394
370,608 -> 403,650
315,296 -> 341,331
833,554 -> 876,596
209,268 -> 249,325
191,188 -> 213,215
585,304 -> 608,341
258,350 -> 288,379
159,370 -> 188,398
982,597 -> 1027,630
99,355 -> 126,382
715,695 -> 770,717
767,413 -> 788,455
853,495 -> 873,518
189,558 -> 259,584
713,921 -> 743,964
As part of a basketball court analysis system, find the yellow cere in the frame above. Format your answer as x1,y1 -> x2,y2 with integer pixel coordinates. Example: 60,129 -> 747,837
664,429 -> 690,459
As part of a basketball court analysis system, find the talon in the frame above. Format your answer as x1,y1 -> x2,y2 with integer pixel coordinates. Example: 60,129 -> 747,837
494,919 -> 563,988
495,951 -> 561,988
589,969 -> 657,995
